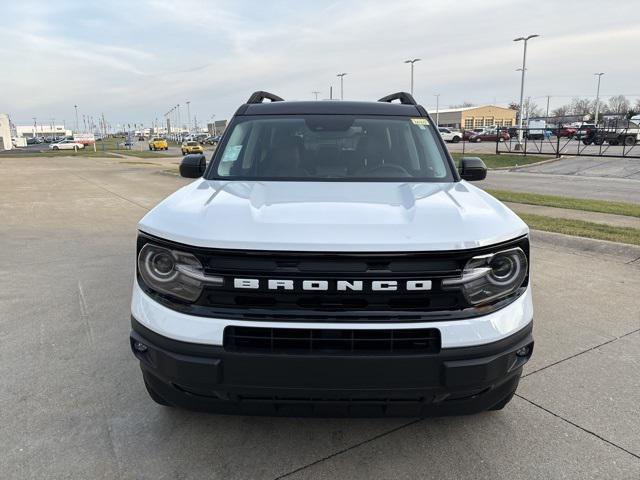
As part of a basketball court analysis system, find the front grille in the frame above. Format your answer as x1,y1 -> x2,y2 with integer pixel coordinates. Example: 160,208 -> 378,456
137,233 -> 529,321
223,326 -> 441,355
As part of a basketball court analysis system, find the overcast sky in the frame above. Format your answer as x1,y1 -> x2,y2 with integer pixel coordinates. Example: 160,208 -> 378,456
1,0 -> 639,127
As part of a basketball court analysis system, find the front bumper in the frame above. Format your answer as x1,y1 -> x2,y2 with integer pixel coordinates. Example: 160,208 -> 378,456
131,317 -> 533,416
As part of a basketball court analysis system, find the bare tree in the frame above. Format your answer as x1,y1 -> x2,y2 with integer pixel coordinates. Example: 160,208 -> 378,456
449,101 -> 475,108
570,97 -> 593,117
551,105 -> 571,124
509,99 -> 541,120
607,95 -> 630,115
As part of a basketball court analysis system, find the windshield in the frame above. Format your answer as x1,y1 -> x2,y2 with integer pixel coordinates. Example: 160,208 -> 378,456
208,115 -> 454,181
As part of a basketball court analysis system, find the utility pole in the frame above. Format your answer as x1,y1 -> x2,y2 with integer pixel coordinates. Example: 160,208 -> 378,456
593,72 -> 605,125
176,104 -> 181,135
434,94 -> 440,126
546,95 -> 551,120
513,34 -> 540,149
404,59 -> 421,96
186,101 -> 191,134
74,105 -> 79,132
336,73 -> 347,100
312,91 -> 320,100
33,117 -> 37,138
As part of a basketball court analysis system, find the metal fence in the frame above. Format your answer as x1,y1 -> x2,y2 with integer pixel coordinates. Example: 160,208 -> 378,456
494,122 -> 640,159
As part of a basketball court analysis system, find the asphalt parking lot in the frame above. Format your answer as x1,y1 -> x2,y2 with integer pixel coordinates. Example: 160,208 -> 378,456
1,155 -> 639,479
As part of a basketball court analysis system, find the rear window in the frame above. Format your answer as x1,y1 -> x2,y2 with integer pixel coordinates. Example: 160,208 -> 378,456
187,141 -> 199,146
208,115 -> 453,182
153,138 -> 164,142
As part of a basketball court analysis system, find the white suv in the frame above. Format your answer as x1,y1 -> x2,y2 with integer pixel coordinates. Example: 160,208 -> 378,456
130,91 -> 534,416
438,127 -> 463,143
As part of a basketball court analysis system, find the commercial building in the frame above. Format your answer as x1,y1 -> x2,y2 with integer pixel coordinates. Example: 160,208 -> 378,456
0,113 -> 12,150
16,124 -> 72,138
432,105 -> 517,130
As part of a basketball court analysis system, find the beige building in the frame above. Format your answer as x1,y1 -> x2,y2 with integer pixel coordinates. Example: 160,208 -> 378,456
432,105 -> 517,130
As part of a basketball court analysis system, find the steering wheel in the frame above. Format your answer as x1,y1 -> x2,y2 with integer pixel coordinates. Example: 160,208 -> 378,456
364,164 -> 412,177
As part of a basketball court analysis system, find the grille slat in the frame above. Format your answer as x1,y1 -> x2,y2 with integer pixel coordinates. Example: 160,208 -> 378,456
224,326 -> 441,355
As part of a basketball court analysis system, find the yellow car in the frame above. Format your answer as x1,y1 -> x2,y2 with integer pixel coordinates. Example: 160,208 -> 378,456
148,138 -> 168,151
181,141 -> 204,155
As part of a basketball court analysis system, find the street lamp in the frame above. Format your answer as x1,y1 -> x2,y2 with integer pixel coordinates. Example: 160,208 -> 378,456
514,34 -> 539,149
593,72 -> 605,125
186,100 -> 191,134
404,59 -> 421,96
434,94 -> 440,126
336,73 -> 347,100
74,105 -> 79,132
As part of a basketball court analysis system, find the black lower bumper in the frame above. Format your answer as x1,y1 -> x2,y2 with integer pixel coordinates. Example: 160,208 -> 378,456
130,318 -> 533,417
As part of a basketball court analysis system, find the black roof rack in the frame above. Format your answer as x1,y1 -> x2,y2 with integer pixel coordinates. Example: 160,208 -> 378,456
378,92 -> 417,106
246,91 -> 284,104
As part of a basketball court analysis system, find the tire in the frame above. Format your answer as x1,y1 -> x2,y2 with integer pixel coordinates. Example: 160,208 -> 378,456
623,136 -> 636,146
474,138 -> 482,143
52,146 -> 59,150
144,380 -> 172,407
608,139 -> 619,146
582,139 -> 592,145
499,137 -> 505,142
452,136 -> 461,143
148,146 -> 152,151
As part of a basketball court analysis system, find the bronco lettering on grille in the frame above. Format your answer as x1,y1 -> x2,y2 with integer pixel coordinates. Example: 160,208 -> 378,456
233,278 -> 432,292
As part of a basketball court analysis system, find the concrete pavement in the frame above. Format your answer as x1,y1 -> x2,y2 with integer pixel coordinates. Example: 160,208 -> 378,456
1,156 -> 638,479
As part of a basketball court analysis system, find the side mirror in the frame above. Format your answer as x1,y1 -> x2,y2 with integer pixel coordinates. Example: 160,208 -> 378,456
180,153 -> 206,178
459,157 -> 487,181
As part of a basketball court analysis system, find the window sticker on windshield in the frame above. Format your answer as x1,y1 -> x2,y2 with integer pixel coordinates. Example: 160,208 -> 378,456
222,145 -> 242,161
411,118 -> 429,126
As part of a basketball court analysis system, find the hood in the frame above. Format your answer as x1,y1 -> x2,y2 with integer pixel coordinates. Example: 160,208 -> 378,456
138,180 -> 528,252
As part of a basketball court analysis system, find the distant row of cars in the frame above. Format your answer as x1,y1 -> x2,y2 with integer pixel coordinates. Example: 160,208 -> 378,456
438,127 -> 509,143
147,134 -> 222,154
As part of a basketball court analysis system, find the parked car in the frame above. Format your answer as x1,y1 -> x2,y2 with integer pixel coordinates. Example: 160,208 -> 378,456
574,123 -> 596,139
181,141 -> 204,155
148,137 -> 168,151
438,127 -> 462,143
551,126 -> 577,138
203,135 -> 222,145
26,137 -> 38,145
466,128 -> 510,143
50,139 -> 85,150
130,90 -> 534,416
138,136 -> 145,141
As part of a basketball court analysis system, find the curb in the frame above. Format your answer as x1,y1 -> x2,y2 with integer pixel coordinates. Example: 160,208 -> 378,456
530,230 -> 640,265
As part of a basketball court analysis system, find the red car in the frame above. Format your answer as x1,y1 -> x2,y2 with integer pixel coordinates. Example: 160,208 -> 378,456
555,126 -> 577,138
464,128 -> 510,143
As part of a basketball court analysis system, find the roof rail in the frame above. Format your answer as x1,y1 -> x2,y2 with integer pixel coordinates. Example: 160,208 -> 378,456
378,92 -> 417,106
246,91 -> 284,104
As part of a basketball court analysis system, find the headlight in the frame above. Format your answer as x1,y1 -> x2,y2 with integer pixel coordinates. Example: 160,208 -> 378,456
137,243 -> 223,302
442,247 -> 528,306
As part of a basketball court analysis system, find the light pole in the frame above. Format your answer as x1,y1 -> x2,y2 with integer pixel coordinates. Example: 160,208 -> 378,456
514,34 -> 539,149
176,104 -> 181,135
33,117 -> 37,138
434,94 -> 440,126
593,72 -> 605,125
404,59 -> 421,96
336,73 -> 347,100
74,105 -> 79,132
312,91 -> 320,100
210,114 -> 216,136
186,101 -> 191,134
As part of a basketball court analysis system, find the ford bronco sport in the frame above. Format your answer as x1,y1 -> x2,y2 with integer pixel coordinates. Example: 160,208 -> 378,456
130,91 -> 534,416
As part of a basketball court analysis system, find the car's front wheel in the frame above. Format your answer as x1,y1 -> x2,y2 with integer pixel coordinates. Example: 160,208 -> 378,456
623,136 -> 636,146
474,138 -> 482,143
52,146 -> 59,150
452,136 -> 461,143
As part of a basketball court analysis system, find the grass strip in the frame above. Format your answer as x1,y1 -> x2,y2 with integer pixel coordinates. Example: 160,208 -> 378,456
520,213 -> 640,246
487,189 -> 640,218
450,153 -> 546,169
